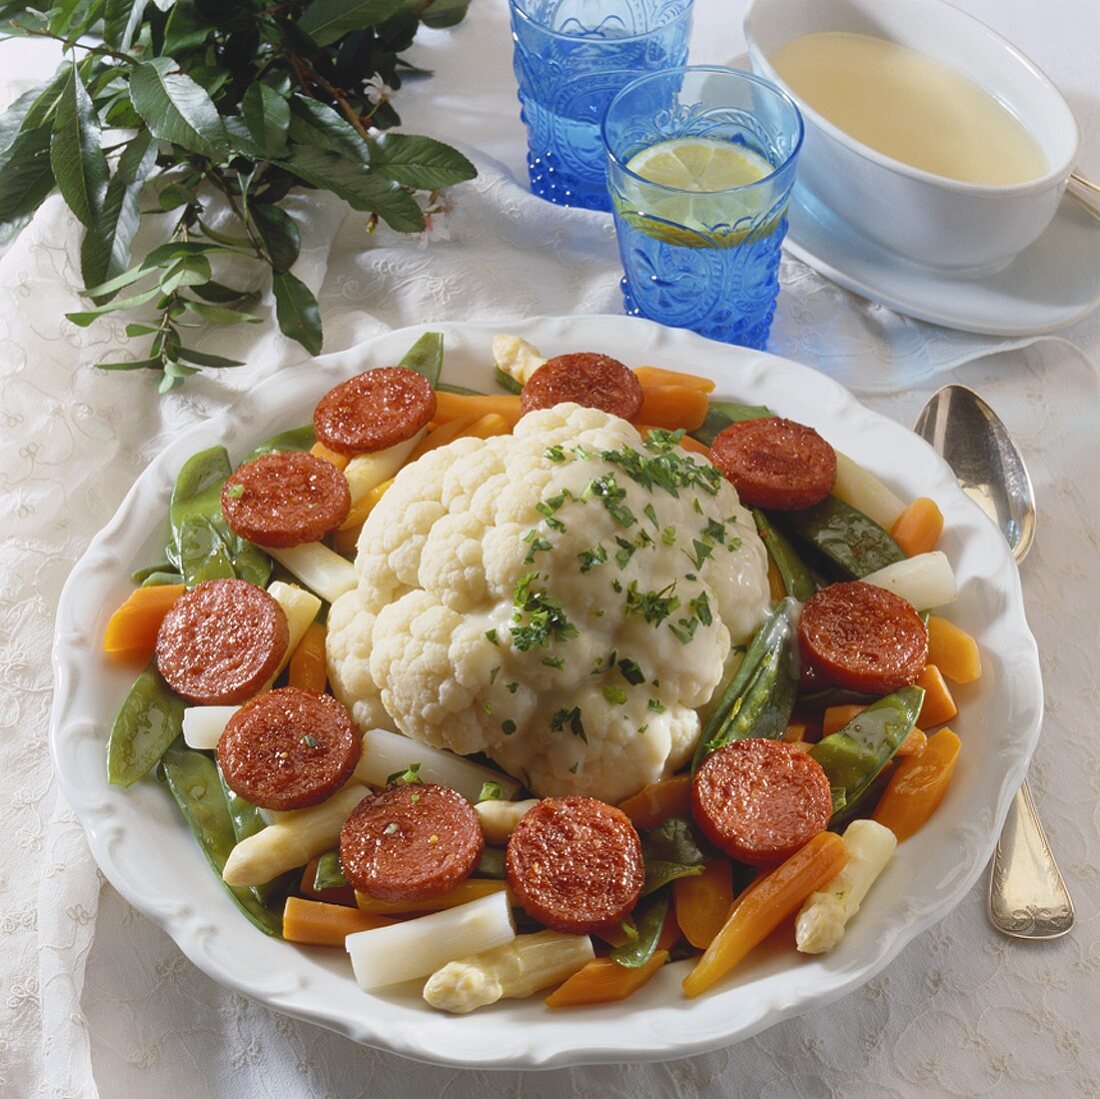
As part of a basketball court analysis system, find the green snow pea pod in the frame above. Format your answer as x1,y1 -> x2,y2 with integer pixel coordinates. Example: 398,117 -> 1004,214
140,570 -> 184,588
106,662 -> 185,787
247,423 -> 316,460
640,817 -> 707,896
131,561 -> 175,584
775,495 -> 905,581
610,889 -> 670,969
399,331 -> 444,387
809,685 -> 924,825
168,445 -> 271,589
475,847 -> 507,881
753,509 -> 816,602
493,366 -> 523,394
160,740 -> 282,937
691,401 -> 773,448
313,849 -> 350,891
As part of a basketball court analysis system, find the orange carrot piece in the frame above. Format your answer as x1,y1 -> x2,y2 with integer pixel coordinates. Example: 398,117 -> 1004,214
289,622 -> 327,693
873,727 -> 961,841
618,775 -> 692,831
927,615 -> 982,684
896,726 -> 928,757
658,904 -> 681,952
915,664 -> 958,729
310,441 -> 350,470
283,896 -> 395,946
355,878 -> 507,915
822,704 -> 866,738
407,416 -> 475,462
103,583 -> 186,663
545,950 -> 669,1007
781,722 -> 807,743
674,859 -> 735,950
433,391 -> 522,427
890,497 -> 944,557
634,385 -> 710,431
675,434 -> 712,456
299,857 -> 358,907
339,476 -> 394,531
459,412 -> 511,440
634,365 -> 716,392
682,831 -> 849,998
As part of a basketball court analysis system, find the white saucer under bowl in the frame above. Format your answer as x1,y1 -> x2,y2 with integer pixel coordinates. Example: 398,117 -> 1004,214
783,185 -> 1100,336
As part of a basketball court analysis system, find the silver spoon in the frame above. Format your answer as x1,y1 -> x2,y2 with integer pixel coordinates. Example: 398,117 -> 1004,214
914,384 -> 1073,940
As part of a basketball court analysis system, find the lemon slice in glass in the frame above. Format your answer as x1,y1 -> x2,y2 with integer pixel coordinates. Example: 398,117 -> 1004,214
620,137 -> 777,246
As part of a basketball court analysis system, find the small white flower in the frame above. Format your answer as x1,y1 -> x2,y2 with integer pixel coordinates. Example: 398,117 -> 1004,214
364,74 -> 393,105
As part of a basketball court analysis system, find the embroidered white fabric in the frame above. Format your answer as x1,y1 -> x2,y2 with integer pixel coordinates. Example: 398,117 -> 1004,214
3,1 -> 1099,1095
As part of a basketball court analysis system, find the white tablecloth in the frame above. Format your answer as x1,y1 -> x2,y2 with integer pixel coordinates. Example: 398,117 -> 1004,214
3,2 -> 1099,1096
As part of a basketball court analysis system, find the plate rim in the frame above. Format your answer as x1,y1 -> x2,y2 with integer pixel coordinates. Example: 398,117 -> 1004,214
49,314 -> 1043,1068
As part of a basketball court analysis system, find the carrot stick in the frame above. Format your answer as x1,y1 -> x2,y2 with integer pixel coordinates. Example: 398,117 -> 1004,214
545,950 -> 669,1008
634,366 -> 716,392
433,391 -> 522,427
822,704 -> 866,738
674,859 -> 735,950
103,583 -> 186,663
890,497 -> 944,557
283,896 -> 395,946
927,615 -> 982,683
310,441 -> 350,470
289,622 -> 327,693
618,775 -> 692,831
873,727 -> 961,841
459,412 -> 511,440
407,416 -> 475,462
781,722 -> 808,743
682,831 -> 849,998
339,476 -> 394,531
635,385 -> 710,431
355,878 -> 507,915
896,726 -> 928,757
915,664 -> 958,729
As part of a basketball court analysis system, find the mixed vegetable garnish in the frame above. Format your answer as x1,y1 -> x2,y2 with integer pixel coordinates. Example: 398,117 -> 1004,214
101,332 -> 976,1011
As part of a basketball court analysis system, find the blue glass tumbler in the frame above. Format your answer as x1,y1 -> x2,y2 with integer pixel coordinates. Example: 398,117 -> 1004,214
509,0 -> 693,212
603,67 -> 803,349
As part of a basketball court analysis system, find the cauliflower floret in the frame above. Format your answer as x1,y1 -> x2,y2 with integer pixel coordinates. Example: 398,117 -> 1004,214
328,403 -> 770,803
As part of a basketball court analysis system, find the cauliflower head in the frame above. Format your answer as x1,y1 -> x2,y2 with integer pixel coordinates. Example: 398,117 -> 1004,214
327,404 -> 769,803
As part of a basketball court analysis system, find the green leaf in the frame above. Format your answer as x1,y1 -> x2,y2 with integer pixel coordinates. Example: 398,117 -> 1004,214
192,280 -> 257,304
163,0 -> 211,54
80,131 -> 157,289
368,131 -> 476,190
418,0 -> 471,28
0,125 -> 55,236
50,64 -> 108,228
130,57 -> 230,160
250,202 -> 300,274
96,355 -> 164,371
184,300 -> 263,325
242,83 -> 289,159
609,890 -> 669,968
66,285 -> 162,325
287,95 -> 370,160
175,346 -> 245,368
0,73 -> 65,164
160,253 -> 213,294
272,270 -> 322,354
298,0 -> 407,47
103,0 -> 147,49
285,145 -> 424,232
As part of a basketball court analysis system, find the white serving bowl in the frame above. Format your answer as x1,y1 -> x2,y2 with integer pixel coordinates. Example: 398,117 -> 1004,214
744,0 -> 1079,274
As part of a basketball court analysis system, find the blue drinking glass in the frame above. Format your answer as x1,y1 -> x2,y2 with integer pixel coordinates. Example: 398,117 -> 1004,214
603,67 -> 803,349
508,0 -> 693,212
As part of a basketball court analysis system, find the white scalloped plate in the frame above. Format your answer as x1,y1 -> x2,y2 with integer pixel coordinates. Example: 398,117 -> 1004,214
50,315 -> 1042,1068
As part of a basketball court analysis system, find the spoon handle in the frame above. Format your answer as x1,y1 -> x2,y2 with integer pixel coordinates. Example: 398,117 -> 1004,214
988,778 -> 1074,939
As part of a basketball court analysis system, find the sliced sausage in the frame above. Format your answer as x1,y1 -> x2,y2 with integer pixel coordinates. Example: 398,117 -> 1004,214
691,739 -> 832,865
155,578 -> 289,705
505,796 -> 644,934
799,580 -> 928,694
218,687 -> 360,810
520,352 -> 644,421
313,366 -> 435,456
221,451 -> 351,549
340,783 -> 484,903
709,417 -> 836,510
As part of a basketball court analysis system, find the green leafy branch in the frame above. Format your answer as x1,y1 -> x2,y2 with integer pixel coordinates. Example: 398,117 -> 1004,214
0,0 -> 476,391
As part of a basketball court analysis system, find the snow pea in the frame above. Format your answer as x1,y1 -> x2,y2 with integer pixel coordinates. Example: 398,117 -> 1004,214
131,561 -> 175,584
248,423 -> 315,460
475,846 -> 507,880
809,685 -> 924,825
140,570 -> 184,587
691,401 -> 772,448
611,889 -> 670,969
313,848 -> 350,891
436,382 -> 486,396
159,740 -> 282,937
106,663 -> 185,787
775,495 -> 905,580
641,817 -> 707,896
399,331 -> 444,387
753,509 -> 816,602
168,445 -> 271,589
692,597 -> 800,771
493,365 -> 523,394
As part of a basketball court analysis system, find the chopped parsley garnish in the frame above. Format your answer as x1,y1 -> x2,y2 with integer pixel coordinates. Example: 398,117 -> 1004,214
578,543 -> 608,572
647,699 -> 667,714
485,628 -> 499,646
690,591 -> 713,627
693,499 -> 704,515
383,822 -> 399,835
614,536 -> 637,569
582,473 -> 635,527
602,684 -> 628,705
661,526 -> 677,546
611,578 -> 623,594
501,719 -> 517,735
569,762 -> 579,774
535,491 -> 569,532
669,617 -> 699,644
542,655 -> 565,669
550,705 -> 587,742
483,700 -> 494,714
522,531 -> 553,564
510,572 -> 579,651
386,762 -> 423,785
299,734 -> 319,748
545,444 -> 567,463
489,666 -> 500,685
479,781 -> 504,801
643,502 -> 660,529
226,483 -> 245,499
703,517 -> 726,543
728,536 -> 742,552
638,723 -> 649,735
601,440 -> 722,499
617,657 -> 645,685
683,538 -> 714,569
624,580 -> 680,626
505,681 -> 519,694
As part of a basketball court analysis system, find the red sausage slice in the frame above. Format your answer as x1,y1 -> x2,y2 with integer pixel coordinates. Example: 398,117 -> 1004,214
520,352 -> 644,421
691,739 -> 832,866
340,783 -> 484,903
155,578 -> 289,705
709,417 -> 836,510
218,687 -> 361,810
799,581 -> 928,694
313,366 -> 436,456
505,796 -> 644,934
221,451 -> 351,549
